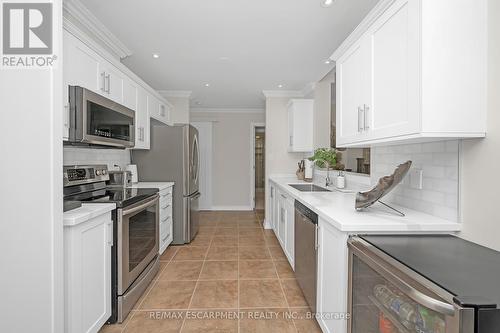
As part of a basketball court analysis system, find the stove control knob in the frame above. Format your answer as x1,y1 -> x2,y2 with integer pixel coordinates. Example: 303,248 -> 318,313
96,170 -> 101,176
102,170 -> 107,175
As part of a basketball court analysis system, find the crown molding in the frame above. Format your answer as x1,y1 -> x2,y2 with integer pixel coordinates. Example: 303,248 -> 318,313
262,90 -> 304,98
63,0 -> 132,59
190,108 -> 265,114
157,90 -> 193,98
330,0 -> 396,61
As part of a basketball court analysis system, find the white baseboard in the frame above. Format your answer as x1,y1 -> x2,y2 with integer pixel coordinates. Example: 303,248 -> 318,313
205,206 -> 253,211
263,218 -> 272,229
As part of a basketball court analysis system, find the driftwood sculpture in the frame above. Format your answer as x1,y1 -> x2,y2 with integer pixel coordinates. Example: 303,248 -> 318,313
355,161 -> 412,215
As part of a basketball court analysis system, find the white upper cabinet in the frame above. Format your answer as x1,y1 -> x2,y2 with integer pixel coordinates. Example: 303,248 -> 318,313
287,99 -> 314,152
98,61 -> 124,104
62,29 -> 173,145
332,0 -> 487,147
134,87 -> 150,150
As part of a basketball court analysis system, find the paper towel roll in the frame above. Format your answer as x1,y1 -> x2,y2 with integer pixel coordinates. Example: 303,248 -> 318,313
304,160 -> 314,180
126,164 -> 138,184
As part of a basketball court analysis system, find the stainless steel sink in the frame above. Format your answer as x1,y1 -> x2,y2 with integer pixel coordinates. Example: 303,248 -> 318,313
288,184 -> 331,192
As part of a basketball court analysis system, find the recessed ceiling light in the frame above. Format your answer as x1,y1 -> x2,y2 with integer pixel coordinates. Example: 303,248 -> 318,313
204,83 -> 210,87
325,60 -> 331,64
321,0 -> 334,8
195,101 -> 201,105
152,53 -> 160,59
219,56 -> 230,61
278,84 -> 284,88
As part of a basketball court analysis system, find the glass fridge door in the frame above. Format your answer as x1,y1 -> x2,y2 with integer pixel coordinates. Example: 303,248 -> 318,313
348,239 -> 472,333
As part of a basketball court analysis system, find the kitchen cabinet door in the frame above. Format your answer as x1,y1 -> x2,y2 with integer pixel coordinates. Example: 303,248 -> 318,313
98,61 -> 124,104
63,31 -> 101,140
316,218 -> 349,333
287,99 -> 314,152
268,184 -> 276,230
367,0 -> 420,140
133,87 -> 150,149
284,196 -> 295,268
64,212 -> 112,333
335,37 -> 371,147
122,78 -> 138,111
277,191 -> 287,247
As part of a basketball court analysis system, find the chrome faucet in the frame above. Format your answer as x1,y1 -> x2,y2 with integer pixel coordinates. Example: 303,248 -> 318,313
325,166 -> 332,187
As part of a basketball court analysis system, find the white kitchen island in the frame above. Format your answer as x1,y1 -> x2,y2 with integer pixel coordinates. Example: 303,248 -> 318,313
268,176 -> 461,333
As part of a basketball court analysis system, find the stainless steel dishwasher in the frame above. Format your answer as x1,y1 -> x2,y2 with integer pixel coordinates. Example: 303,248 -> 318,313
294,200 -> 318,313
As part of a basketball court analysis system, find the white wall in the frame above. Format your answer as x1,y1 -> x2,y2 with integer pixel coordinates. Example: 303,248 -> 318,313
460,0 -> 500,251
190,110 -> 265,209
0,2 -> 64,332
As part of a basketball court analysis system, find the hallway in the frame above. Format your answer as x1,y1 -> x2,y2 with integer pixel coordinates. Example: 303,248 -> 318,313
100,211 -> 321,333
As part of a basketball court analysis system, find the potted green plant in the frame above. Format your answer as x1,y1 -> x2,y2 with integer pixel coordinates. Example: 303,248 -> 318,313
309,148 -> 337,169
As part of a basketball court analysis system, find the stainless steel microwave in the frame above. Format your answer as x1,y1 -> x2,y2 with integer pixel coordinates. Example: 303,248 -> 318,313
68,86 -> 135,148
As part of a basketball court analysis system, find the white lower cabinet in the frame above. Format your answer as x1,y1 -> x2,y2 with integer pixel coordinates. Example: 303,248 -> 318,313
271,185 -> 295,268
159,186 -> 174,254
316,217 -> 349,333
64,211 -> 113,333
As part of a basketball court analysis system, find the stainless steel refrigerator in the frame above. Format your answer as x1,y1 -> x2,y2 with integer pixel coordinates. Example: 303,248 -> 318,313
131,124 -> 200,244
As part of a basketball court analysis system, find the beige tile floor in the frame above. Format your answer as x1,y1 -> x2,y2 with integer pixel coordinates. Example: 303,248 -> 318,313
99,211 -> 322,333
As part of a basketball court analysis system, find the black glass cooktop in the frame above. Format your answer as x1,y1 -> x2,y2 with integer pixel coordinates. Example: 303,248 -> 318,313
361,234 -> 500,309
65,187 -> 158,208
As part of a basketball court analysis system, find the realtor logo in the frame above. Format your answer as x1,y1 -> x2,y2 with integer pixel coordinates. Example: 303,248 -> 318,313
2,2 -> 52,54
1,2 -> 56,68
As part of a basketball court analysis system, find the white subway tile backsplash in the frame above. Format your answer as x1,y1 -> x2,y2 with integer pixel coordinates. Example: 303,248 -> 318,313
63,147 -> 131,170
371,140 -> 459,221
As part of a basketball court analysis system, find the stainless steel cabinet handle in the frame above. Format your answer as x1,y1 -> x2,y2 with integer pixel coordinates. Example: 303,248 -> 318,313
107,220 -> 113,246
358,106 -> 363,132
364,104 -> 370,130
314,225 -> 319,250
289,135 -> 293,146
100,72 -> 106,92
105,74 -> 111,93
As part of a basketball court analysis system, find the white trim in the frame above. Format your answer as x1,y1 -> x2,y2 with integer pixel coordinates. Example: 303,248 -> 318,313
301,82 -> 316,97
207,206 -> 254,211
330,0 -> 397,61
190,108 -> 265,114
262,90 -> 304,98
263,219 -> 272,230
63,0 -> 132,59
158,90 -> 193,98
250,122 -> 266,210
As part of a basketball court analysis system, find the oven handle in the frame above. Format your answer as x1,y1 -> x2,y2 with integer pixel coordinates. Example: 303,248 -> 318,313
349,238 -> 456,316
122,194 -> 159,217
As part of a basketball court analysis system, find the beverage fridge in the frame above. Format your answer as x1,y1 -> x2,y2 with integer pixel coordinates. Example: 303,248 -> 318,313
347,235 -> 500,333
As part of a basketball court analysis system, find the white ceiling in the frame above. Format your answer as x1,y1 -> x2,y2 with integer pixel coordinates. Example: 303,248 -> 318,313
82,0 -> 378,108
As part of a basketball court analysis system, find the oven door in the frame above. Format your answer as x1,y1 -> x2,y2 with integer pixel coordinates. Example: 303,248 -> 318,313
347,237 -> 474,333
69,86 -> 135,148
118,194 -> 159,294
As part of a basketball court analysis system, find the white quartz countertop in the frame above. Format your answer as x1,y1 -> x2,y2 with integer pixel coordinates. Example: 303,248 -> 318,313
270,176 -> 461,233
130,182 -> 174,191
63,203 -> 116,227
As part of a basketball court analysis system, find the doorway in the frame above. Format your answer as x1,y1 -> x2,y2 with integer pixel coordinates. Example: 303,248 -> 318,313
251,124 -> 265,212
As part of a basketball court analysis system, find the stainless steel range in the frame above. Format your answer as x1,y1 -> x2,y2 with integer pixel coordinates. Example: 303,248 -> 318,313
63,164 -> 160,323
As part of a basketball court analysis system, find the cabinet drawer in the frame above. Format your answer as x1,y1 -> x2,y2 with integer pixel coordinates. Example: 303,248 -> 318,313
160,217 -> 172,245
